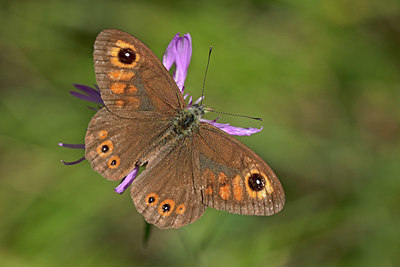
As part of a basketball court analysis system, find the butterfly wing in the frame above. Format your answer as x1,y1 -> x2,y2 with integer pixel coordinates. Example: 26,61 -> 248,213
194,122 -> 285,216
85,107 -> 172,181
86,29 -> 185,181
94,29 -> 185,118
130,138 -> 206,229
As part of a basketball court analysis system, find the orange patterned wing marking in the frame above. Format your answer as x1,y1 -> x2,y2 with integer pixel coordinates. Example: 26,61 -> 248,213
96,140 -> 114,158
176,204 -> 186,215
244,169 -> 273,199
145,193 -> 159,206
110,40 -> 141,69
108,156 -> 120,169
218,172 -> 231,200
110,83 -> 127,94
232,175 -> 243,201
205,186 -> 213,195
98,130 -> 108,139
108,71 -> 135,80
158,199 -> 175,217
126,85 -> 138,94
219,184 -> 231,200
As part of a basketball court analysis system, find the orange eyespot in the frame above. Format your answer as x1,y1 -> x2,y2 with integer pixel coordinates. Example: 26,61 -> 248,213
99,130 -> 108,139
145,193 -> 159,206
176,204 -> 186,215
245,169 -> 272,199
158,199 -> 175,217
96,140 -> 114,157
108,156 -> 120,169
110,40 -> 141,69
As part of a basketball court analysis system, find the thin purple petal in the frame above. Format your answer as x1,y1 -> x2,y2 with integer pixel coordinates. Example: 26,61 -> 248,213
114,166 -> 139,194
174,34 -> 192,92
61,156 -> 86,165
187,96 -> 193,107
194,96 -> 204,104
74,84 -> 100,95
58,143 -> 85,149
70,84 -> 103,104
163,33 -> 180,71
162,33 -> 192,92
201,119 -> 263,136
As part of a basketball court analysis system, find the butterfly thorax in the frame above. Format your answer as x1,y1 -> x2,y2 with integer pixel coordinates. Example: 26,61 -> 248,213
173,104 -> 204,136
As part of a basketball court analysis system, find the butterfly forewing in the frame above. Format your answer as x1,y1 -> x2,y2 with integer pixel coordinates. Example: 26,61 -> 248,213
195,123 -> 285,216
94,29 -> 185,118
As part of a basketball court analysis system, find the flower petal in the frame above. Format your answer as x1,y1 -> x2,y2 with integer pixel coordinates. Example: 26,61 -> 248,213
61,156 -> 86,165
201,119 -> 263,136
163,33 -> 180,71
58,143 -> 85,149
114,166 -> 139,194
70,84 -> 103,104
174,34 -> 192,92
162,33 -> 192,92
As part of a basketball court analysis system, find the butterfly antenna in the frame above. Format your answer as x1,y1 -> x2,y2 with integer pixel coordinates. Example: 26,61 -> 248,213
200,46 -> 213,106
203,108 -> 263,121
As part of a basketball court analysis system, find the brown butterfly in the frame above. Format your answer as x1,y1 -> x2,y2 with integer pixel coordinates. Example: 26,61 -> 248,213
84,29 -> 285,229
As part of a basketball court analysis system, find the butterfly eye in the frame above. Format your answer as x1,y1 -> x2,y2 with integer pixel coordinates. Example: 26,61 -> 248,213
118,48 -> 136,64
247,173 -> 266,191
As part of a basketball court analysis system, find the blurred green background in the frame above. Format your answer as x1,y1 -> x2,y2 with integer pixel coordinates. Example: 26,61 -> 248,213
1,0 -> 400,266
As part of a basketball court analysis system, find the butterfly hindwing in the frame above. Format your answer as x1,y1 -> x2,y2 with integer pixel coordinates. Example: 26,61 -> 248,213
194,123 -> 285,216
85,108 -> 172,181
130,139 -> 206,229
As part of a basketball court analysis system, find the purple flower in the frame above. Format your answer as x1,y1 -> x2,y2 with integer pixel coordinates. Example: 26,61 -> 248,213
163,33 -> 192,93
60,32 -> 262,194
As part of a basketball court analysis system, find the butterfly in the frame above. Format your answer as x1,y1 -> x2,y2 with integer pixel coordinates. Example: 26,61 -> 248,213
84,29 -> 285,229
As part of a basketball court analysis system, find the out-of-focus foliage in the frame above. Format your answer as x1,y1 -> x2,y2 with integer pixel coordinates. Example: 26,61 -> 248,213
1,0 -> 400,266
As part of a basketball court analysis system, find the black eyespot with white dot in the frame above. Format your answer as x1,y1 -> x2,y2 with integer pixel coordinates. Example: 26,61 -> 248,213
248,173 -> 266,191
161,203 -> 171,213
110,160 -> 117,166
148,196 -> 155,203
118,48 -> 136,64
101,145 -> 109,153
